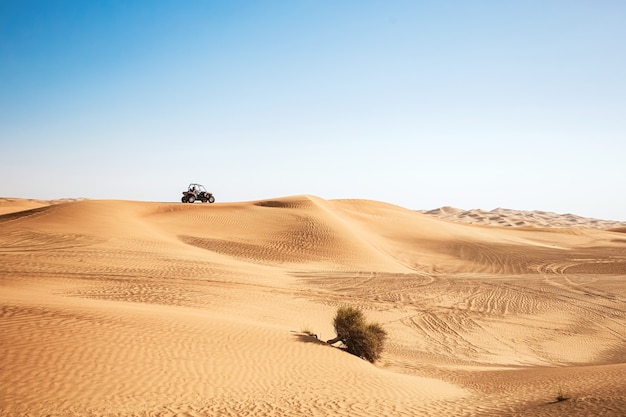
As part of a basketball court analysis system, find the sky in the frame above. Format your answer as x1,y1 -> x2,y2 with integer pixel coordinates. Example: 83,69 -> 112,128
1,1 -> 625,220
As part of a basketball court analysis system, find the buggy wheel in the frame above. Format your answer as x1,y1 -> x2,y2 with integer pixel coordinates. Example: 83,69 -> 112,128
208,195 -> 215,203
187,195 -> 196,203
181,196 -> 187,203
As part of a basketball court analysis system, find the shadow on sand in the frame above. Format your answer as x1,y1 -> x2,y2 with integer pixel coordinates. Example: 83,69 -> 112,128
291,332 -> 329,345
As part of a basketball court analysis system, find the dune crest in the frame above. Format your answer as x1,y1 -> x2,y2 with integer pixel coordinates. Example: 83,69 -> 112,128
419,205 -> 626,229
1,196 -> 625,416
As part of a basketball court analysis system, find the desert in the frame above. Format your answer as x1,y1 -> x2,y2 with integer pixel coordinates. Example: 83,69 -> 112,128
1,196 -> 625,416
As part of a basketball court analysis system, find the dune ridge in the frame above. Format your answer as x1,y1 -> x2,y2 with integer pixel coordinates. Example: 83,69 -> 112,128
419,205 -> 626,230
1,196 -> 625,416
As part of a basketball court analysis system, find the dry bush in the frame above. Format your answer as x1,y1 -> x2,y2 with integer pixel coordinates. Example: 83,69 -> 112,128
327,306 -> 387,363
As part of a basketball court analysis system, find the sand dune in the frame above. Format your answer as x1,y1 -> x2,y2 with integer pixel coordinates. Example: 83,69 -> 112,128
1,196 -> 625,416
0,197 -> 85,216
419,205 -> 626,230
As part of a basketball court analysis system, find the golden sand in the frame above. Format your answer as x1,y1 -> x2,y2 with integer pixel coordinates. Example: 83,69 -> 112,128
1,196 -> 625,416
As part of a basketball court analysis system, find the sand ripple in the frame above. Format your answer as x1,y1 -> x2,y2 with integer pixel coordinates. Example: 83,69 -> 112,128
1,196 -> 625,416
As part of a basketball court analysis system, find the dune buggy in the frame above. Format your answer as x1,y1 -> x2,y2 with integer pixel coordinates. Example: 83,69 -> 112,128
181,183 -> 215,203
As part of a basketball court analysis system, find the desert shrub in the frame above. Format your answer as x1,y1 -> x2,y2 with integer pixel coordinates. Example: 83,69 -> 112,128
332,306 -> 365,338
327,306 -> 387,363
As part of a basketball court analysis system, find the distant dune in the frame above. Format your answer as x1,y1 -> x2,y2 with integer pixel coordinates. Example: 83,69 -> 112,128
0,197 -> 85,215
1,196 -> 625,416
419,206 -> 626,230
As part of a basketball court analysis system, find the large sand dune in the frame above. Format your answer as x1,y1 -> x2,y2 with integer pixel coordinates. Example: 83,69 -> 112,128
1,196 -> 625,416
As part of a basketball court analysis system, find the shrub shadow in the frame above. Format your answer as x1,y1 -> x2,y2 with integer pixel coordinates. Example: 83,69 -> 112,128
292,332 -> 330,346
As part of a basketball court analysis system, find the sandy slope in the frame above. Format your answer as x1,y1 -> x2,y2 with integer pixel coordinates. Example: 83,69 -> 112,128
1,196 -> 625,416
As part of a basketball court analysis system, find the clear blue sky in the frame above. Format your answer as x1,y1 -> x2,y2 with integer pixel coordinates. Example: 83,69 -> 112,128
1,1 -> 625,220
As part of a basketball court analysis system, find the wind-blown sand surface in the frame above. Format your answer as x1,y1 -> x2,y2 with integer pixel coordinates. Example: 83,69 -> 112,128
419,206 -> 626,230
1,196 -> 625,416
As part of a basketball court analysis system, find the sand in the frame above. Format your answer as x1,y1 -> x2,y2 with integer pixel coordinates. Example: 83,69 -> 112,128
1,196 -> 625,416
419,206 -> 626,230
